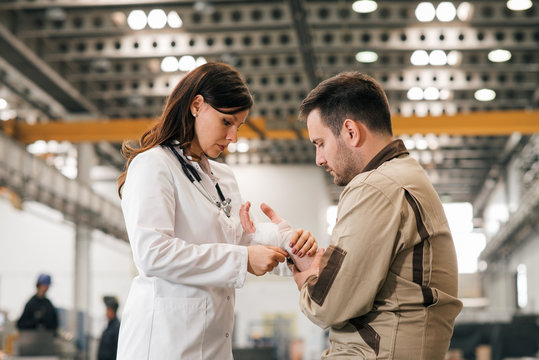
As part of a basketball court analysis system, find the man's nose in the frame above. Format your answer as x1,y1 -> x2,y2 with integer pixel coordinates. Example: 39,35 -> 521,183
316,149 -> 326,167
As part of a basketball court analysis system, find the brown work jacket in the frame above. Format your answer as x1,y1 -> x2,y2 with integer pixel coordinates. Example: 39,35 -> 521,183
300,140 -> 463,359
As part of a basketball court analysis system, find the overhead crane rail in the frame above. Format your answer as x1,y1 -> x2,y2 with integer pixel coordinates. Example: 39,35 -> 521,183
2,110 -> 539,144
0,132 -> 127,240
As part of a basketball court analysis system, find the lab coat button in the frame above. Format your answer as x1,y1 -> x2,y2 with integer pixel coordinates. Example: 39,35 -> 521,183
226,332 -> 229,338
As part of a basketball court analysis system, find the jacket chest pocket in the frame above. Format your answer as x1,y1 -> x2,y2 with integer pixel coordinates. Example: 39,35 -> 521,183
149,297 -> 206,359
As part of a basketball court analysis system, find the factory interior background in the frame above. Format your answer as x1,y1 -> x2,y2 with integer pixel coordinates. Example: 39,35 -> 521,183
0,0 -> 538,359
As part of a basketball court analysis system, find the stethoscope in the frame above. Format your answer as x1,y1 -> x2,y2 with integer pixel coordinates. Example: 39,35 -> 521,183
167,145 -> 232,218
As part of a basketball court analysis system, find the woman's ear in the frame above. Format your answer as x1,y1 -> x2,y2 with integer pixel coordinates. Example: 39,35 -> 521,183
190,94 -> 204,117
342,119 -> 361,147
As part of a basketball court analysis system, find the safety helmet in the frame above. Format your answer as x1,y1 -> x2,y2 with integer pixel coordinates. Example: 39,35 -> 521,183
36,273 -> 52,286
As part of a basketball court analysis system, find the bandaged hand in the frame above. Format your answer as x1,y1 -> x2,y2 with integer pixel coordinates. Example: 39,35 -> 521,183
240,202 -> 318,271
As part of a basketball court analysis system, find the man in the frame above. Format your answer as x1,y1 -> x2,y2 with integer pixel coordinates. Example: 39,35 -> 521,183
97,296 -> 120,360
293,72 -> 462,359
17,273 -> 58,333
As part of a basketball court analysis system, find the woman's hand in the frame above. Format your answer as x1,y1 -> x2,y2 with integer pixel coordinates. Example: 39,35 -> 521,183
247,245 -> 288,276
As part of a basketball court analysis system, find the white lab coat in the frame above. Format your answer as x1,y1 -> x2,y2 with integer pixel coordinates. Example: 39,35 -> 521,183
117,144 -> 287,360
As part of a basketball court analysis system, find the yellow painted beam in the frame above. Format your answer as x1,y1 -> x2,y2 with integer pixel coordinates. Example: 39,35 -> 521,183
3,110 -> 539,144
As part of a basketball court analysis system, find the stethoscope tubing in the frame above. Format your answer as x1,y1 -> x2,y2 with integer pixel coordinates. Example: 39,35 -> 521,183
167,145 -> 231,217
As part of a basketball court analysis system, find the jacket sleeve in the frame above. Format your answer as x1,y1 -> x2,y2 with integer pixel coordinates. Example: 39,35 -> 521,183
121,151 -> 248,288
299,183 -> 400,329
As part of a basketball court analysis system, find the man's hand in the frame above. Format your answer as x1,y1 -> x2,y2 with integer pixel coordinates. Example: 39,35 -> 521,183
287,229 -> 317,271
247,245 -> 288,276
260,203 -> 318,257
291,248 -> 325,290
288,229 -> 317,258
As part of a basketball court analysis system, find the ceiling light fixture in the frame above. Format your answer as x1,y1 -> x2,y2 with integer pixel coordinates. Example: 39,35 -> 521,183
0,98 -> 7,110
352,0 -> 378,13
488,49 -> 512,63
457,2 -> 474,21
355,51 -> 378,63
127,10 -> 147,30
424,87 -> 440,100
506,0 -> 533,11
410,50 -> 429,65
195,57 -> 207,67
148,9 -> 167,29
407,87 -> 424,100
429,50 -> 448,65
179,56 -> 196,71
436,2 -> 457,21
447,50 -> 462,66
474,89 -> 496,101
415,2 -> 436,22
161,56 -> 179,72
168,11 -> 183,28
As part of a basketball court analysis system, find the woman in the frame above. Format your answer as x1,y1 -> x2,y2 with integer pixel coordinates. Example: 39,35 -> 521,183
116,62 -> 316,359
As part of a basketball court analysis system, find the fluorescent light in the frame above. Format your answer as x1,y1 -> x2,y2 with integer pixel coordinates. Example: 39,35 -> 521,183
474,88 -> 496,101
415,2 -> 436,22
410,50 -> 429,66
424,87 -> 440,100
429,50 -> 447,65
436,2 -> 457,21
440,89 -> 451,100
179,56 -> 196,71
488,49 -> 512,63
0,98 -> 7,110
195,57 -> 207,67
352,0 -> 378,13
127,10 -> 147,30
147,9 -> 167,29
167,11 -> 183,28
447,50 -> 462,66
407,87 -> 424,100
355,51 -> 378,63
457,2 -> 474,21
237,140 -> 250,153
506,0 -> 533,11
161,56 -> 179,72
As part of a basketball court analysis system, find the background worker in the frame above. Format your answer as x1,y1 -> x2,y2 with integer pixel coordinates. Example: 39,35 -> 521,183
97,296 -> 120,360
17,273 -> 58,334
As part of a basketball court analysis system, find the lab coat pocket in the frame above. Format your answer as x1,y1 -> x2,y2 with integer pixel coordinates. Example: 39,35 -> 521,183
149,297 -> 206,360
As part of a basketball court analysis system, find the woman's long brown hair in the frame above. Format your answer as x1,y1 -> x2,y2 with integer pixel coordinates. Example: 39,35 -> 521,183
117,62 -> 253,198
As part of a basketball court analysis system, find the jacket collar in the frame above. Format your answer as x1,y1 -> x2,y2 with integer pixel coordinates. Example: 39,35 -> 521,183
362,139 -> 409,173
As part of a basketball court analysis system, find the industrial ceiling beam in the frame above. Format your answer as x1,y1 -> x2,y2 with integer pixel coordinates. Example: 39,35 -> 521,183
3,110 -> 539,144
0,22 -> 98,114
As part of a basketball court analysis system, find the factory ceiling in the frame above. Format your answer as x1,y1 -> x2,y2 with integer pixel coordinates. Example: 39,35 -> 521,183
0,0 -> 538,209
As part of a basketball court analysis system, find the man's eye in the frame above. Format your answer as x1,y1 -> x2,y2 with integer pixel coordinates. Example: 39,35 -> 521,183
223,119 -> 232,126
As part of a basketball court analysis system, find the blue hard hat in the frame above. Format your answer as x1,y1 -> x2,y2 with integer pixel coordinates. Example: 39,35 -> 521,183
37,273 -> 52,286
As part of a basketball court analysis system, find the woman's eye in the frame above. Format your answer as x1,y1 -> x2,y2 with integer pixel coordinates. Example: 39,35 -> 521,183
223,119 -> 232,126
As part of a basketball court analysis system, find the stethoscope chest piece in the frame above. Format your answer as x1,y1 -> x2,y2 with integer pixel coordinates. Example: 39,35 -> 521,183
218,198 -> 232,218
168,145 -> 232,218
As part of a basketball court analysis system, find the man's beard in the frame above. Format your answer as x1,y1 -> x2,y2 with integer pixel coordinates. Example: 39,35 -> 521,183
330,140 -> 362,186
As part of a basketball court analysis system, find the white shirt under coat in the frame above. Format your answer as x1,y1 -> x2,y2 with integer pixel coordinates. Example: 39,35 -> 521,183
116,144 -> 288,360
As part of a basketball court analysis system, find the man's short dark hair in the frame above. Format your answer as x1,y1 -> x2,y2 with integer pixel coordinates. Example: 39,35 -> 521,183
299,72 -> 393,136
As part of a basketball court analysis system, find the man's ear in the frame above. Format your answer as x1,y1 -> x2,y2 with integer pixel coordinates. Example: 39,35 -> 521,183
190,94 -> 204,116
342,119 -> 361,147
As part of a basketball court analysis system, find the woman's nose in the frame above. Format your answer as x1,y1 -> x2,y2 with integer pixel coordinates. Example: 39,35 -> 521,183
227,127 -> 238,143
